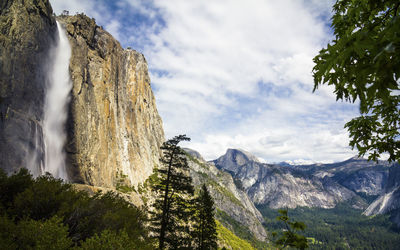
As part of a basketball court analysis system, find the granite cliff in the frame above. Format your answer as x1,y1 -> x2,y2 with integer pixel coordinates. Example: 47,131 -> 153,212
57,15 -> 164,188
364,165 -> 400,227
0,0 -> 164,189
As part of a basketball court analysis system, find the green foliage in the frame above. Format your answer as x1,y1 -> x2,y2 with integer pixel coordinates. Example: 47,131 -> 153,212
216,209 -> 267,249
0,168 -> 151,249
138,167 -> 160,194
258,203 -> 400,249
115,172 -> 136,193
193,184 -> 218,249
66,191 -> 149,245
215,220 -> 255,250
149,135 -> 196,249
0,214 -> 17,249
313,0 -> 400,162
0,214 -> 72,250
11,173 -> 76,220
271,209 -> 308,250
78,229 -> 149,250
0,168 -> 33,208
16,216 -> 72,250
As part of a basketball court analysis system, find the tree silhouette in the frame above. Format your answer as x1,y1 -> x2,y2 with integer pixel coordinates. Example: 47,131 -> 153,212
194,184 -> 218,250
149,135 -> 195,249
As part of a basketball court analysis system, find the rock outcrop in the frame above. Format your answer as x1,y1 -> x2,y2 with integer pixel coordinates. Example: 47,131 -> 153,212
0,0 -> 57,175
301,157 -> 390,196
57,14 -> 164,188
184,148 -> 267,241
364,165 -> 400,227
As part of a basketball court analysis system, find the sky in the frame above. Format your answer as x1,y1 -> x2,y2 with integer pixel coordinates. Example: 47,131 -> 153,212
50,0 -> 361,164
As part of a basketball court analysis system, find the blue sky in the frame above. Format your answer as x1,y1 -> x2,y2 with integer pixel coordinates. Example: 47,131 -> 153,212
50,0 -> 361,163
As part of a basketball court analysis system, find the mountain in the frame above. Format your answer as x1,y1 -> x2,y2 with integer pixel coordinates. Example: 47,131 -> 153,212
213,149 -> 394,209
364,165 -> 400,226
184,148 -> 267,242
0,0 -> 164,189
291,156 -> 389,196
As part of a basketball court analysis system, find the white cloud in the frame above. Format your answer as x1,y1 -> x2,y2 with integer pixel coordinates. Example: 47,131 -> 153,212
143,0 -> 359,163
49,0 -> 360,163
105,20 -> 122,41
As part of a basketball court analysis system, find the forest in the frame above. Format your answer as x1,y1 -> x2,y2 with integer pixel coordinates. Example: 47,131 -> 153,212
0,168 -> 152,249
258,204 -> 400,249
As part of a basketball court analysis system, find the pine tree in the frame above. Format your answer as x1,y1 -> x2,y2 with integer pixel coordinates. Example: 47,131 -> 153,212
194,184 -> 218,250
149,135 -> 195,250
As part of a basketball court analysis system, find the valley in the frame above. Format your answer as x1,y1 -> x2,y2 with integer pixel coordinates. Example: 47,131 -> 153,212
185,147 -> 400,249
258,204 -> 400,249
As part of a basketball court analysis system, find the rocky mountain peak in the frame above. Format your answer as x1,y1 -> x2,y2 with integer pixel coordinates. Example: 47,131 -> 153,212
183,148 -> 205,162
186,148 -> 267,241
214,148 -> 259,172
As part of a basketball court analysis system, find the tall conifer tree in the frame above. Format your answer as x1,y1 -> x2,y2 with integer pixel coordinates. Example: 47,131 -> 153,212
149,135 -> 195,250
194,184 -> 218,250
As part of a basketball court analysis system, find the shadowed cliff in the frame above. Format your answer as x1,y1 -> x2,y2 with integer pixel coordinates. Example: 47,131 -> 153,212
0,0 -> 57,174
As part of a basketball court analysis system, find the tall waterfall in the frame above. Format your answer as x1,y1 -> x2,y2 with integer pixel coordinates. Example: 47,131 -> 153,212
42,22 -> 72,180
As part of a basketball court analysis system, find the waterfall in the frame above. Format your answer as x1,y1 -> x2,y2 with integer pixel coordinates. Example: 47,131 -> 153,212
26,122 -> 45,177
42,22 -> 72,180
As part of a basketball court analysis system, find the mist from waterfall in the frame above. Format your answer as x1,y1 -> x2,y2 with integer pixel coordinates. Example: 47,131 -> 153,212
42,22 -> 72,180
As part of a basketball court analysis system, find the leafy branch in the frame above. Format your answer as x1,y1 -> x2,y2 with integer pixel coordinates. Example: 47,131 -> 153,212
271,208 -> 308,250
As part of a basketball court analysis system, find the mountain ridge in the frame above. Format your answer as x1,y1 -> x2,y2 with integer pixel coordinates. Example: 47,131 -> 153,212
213,148 -> 400,226
184,148 -> 267,241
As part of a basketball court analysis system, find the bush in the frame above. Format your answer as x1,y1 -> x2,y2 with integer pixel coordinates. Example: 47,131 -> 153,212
0,168 -> 33,210
0,215 -> 72,250
78,229 -> 144,250
12,173 -> 78,220
16,216 -> 73,250
0,168 -> 152,249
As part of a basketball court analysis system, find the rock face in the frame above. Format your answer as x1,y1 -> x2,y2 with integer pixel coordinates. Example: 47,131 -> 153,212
57,15 -> 164,188
184,148 -> 267,241
214,149 -> 392,209
0,0 -> 164,189
0,0 -> 57,174
364,165 -> 400,227
299,157 -> 390,196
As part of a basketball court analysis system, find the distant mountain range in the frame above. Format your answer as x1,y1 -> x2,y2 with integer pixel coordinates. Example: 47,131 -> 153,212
208,148 -> 400,227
